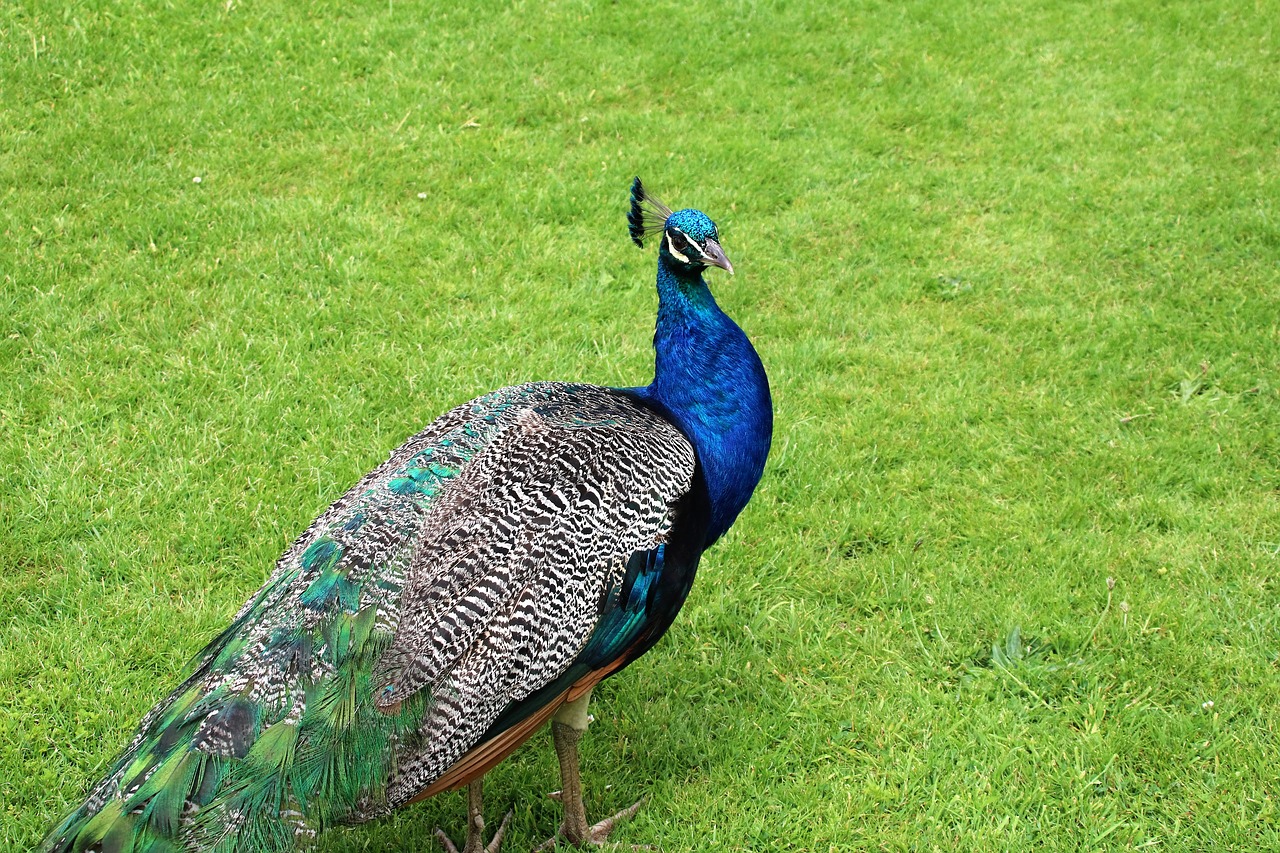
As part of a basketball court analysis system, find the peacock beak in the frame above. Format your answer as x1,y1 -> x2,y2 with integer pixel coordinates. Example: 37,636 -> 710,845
701,238 -> 735,275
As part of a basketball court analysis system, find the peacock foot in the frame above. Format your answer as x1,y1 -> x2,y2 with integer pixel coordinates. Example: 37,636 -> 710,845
434,809 -> 512,853
435,778 -> 513,853
534,796 -> 650,850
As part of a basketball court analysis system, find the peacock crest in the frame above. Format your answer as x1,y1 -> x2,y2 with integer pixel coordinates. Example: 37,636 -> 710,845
627,176 -> 673,248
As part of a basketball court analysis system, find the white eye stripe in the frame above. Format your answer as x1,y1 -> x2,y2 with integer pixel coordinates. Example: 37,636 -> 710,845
666,228 -> 709,263
665,231 -> 691,264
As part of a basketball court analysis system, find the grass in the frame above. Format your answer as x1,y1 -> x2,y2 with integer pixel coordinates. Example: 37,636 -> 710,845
3,0 -> 1279,849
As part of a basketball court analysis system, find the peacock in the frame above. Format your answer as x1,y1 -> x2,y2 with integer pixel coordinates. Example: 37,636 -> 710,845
41,177 -> 773,853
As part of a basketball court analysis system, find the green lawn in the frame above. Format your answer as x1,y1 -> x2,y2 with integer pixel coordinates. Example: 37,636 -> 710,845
4,0 -> 1279,849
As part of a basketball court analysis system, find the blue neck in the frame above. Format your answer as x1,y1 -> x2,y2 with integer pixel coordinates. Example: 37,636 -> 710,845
636,257 -> 772,545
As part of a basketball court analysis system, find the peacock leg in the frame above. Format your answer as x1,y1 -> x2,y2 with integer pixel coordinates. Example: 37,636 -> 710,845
435,777 -> 513,853
536,690 -> 647,850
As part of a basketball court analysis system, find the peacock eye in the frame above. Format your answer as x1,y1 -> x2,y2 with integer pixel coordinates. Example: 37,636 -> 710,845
669,231 -> 689,251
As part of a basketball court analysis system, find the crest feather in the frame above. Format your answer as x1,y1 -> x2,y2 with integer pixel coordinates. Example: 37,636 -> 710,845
628,177 -> 673,248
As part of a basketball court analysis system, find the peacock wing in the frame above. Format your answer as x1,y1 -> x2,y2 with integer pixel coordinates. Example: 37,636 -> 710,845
371,389 -> 697,805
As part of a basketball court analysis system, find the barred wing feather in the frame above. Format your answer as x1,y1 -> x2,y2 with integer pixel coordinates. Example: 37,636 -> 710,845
378,390 -> 696,803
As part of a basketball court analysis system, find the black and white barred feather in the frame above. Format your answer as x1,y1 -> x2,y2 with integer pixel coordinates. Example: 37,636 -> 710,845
378,389 -> 694,801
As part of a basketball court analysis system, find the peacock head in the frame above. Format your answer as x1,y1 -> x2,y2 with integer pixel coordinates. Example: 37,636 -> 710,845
628,176 -> 734,276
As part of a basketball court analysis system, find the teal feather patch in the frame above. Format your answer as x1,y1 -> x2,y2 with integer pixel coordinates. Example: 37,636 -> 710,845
300,569 -> 359,612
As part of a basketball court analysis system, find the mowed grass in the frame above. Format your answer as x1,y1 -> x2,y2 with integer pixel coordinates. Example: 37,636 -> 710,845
3,0 -> 1279,849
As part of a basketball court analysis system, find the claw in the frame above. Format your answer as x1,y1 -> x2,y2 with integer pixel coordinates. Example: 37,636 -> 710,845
588,796 -> 645,840
534,797 -> 648,850
434,826 -> 459,853
435,808 -> 512,853
437,779 -> 513,853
